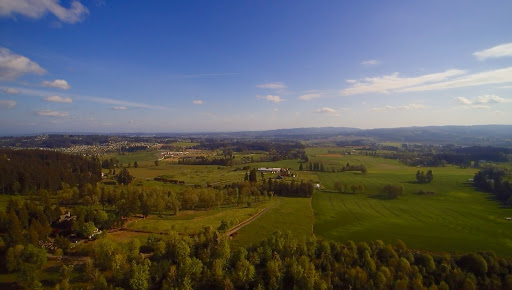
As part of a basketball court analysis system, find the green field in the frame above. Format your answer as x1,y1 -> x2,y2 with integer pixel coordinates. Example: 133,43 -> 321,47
126,200 -> 276,235
129,163 -> 246,185
311,153 -> 512,256
231,197 -> 313,248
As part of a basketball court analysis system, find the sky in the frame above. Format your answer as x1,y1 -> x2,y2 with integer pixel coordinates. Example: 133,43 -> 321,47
1,0 -> 512,135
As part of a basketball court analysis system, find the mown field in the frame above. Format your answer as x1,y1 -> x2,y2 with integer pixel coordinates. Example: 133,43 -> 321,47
128,164 -> 246,185
126,199 -> 276,235
231,197 -> 314,248
309,149 -> 512,256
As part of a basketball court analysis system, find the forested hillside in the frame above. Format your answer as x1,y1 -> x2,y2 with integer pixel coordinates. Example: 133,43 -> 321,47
0,149 -> 101,194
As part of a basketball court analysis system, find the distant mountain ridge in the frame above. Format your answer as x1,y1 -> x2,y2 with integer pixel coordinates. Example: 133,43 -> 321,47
227,125 -> 512,145
4,125 -> 512,146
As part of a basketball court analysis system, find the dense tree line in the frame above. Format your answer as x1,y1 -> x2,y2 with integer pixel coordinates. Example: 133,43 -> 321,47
306,162 -> 367,174
333,181 -> 365,194
195,139 -> 306,162
178,156 -> 234,166
473,167 -> 512,204
0,149 -> 101,194
15,229 -> 512,289
383,146 -> 510,167
262,179 -> 314,198
101,157 -> 120,169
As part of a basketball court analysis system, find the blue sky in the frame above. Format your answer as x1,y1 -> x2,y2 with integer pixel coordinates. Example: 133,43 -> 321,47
1,1 -> 512,134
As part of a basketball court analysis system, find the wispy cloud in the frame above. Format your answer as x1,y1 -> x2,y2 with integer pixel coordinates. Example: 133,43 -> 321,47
41,79 -> 71,90
0,100 -> 16,109
399,67 -> 512,93
298,93 -> 321,101
180,72 -> 239,78
371,104 -> 425,112
341,69 -> 465,95
0,0 -> 89,24
83,96 -> 168,110
455,97 -> 473,105
193,100 -> 204,105
314,107 -> 339,116
258,95 -> 283,103
256,82 -> 287,89
0,47 -> 46,80
456,95 -> 508,107
35,109 -> 69,117
4,87 -> 20,94
112,106 -> 128,110
342,67 -> 512,95
0,86 -> 169,110
43,95 -> 72,103
473,43 -> 512,60
361,59 -> 380,66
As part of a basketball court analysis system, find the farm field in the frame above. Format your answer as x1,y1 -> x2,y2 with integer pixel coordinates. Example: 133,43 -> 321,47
311,151 -> 512,256
129,163 -> 246,185
231,196 -> 314,248
125,199 -> 277,235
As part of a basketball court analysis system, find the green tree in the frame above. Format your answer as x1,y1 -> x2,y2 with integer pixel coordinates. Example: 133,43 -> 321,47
129,259 -> 151,290
381,184 -> 404,199
249,168 -> 258,183
117,168 -> 134,185
426,170 -> 434,183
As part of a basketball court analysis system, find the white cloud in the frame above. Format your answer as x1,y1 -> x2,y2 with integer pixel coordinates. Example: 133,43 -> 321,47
0,86 -> 169,110
399,67 -> 512,93
82,96 -> 168,110
341,69 -> 465,95
256,82 -> 287,89
112,106 -> 128,110
456,95 -> 508,107
371,104 -> 425,112
0,47 -> 46,80
41,79 -> 71,90
5,87 -> 20,94
35,109 -> 69,117
44,95 -> 72,103
258,95 -> 283,103
314,107 -> 339,116
473,43 -> 512,60
456,97 -> 472,105
361,59 -> 380,65
0,0 -> 89,24
0,100 -> 16,109
298,93 -> 321,101
193,100 -> 204,105
475,94 -> 505,104
343,67 -> 512,95
469,105 -> 490,110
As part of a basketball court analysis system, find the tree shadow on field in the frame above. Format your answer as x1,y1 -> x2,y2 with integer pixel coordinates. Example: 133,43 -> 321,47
367,193 -> 396,200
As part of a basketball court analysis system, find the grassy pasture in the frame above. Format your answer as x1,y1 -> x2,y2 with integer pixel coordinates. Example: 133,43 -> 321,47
231,197 -> 313,248
116,150 -> 159,165
129,163 -> 246,185
311,150 -> 512,256
126,200 -> 276,235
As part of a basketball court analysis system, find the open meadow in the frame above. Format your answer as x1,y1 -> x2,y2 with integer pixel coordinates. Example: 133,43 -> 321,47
309,149 -> 512,256
125,199 -> 277,235
230,197 -> 314,248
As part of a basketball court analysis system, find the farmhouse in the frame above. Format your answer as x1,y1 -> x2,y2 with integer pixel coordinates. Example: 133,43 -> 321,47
258,167 -> 282,173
